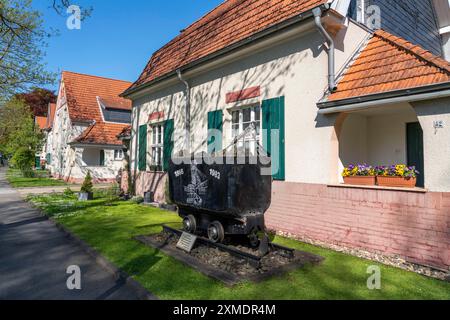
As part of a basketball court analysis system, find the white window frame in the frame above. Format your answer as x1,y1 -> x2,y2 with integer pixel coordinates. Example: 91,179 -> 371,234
114,149 -> 124,161
230,104 -> 261,155
150,123 -> 164,170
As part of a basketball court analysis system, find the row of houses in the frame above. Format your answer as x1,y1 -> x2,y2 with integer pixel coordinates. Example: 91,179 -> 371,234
37,0 -> 450,270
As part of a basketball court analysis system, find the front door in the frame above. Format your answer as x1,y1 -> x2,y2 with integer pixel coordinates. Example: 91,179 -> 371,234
407,122 -> 425,188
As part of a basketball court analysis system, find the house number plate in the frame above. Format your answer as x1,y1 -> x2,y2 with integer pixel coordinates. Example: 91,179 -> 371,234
176,232 -> 197,253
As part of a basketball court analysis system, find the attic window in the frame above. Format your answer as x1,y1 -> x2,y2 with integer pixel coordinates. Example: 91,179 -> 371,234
348,0 -> 365,24
97,96 -> 131,124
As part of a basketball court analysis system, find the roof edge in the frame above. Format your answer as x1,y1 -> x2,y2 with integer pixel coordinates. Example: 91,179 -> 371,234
121,3 -> 330,98
373,30 -> 450,74
317,81 -> 450,109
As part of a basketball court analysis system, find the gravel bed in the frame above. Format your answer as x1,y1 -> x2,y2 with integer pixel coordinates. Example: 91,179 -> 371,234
146,231 -> 322,279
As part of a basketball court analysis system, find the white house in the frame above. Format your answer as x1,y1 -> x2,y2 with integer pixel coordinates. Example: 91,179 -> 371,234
122,0 -> 450,270
49,71 -> 132,184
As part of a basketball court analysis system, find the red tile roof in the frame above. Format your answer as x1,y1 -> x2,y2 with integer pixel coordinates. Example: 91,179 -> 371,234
61,71 -> 132,146
127,0 -> 328,92
73,122 -> 130,146
327,30 -> 450,102
35,116 -> 47,130
117,125 -> 132,140
45,103 -> 56,130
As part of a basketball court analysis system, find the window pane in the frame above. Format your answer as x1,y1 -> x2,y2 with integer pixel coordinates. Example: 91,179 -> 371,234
254,106 -> 261,121
232,111 -> 239,124
232,124 -> 239,137
152,127 -> 157,144
243,108 -> 251,122
158,126 -> 162,144
157,147 -> 162,165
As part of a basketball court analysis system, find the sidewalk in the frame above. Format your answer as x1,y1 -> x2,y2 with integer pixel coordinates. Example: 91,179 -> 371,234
0,167 -> 147,300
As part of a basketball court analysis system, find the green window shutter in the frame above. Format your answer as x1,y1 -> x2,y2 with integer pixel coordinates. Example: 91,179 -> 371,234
163,119 -> 174,172
99,150 -> 105,166
46,153 -> 51,165
138,124 -> 147,171
207,110 -> 223,153
35,156 -> 41,170
262,96 -> 285,180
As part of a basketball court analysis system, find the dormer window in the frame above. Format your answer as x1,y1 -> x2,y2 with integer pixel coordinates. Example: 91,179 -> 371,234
97,96 -> 132,124
348,0 -> 365,24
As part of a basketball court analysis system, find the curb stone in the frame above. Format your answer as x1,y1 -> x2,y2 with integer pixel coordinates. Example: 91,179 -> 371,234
33,209 -> 158,300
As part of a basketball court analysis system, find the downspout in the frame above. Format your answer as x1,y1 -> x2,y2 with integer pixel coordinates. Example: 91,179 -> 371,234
176,69 -> 191,154
132,105 -> 140,195
312,7 -> 337,92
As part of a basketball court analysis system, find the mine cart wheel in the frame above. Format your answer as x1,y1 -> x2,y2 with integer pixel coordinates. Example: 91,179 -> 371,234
248,230 -> 260,248
207,221 -> 225,243
183,215 -> 197,234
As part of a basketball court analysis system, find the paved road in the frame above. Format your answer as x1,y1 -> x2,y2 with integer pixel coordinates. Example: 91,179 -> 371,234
0,167 -> 142,300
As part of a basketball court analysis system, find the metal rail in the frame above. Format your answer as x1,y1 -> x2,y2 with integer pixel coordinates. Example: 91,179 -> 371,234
163,225 -> 262,268
162,225 -> 296,267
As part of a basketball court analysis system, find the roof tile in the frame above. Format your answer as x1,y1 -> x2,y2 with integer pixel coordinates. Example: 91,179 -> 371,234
328,30 -> 450,102
127,0 -> 327,91
62,71 -> 132,146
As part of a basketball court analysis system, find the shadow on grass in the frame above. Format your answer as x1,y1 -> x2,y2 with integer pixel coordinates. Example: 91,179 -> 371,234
122,252 -> 163,277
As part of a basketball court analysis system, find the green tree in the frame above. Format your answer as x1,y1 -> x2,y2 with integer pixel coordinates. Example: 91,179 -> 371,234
10,147 -> 34,176
0,0 -> 55,100
80,171 -> 93,194
0,97 -> 43,171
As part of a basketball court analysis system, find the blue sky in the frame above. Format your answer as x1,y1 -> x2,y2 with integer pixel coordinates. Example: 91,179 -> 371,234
33,0 -> 223,90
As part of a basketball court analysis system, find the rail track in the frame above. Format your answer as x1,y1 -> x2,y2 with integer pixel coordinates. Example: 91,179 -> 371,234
162,225 -> 295,268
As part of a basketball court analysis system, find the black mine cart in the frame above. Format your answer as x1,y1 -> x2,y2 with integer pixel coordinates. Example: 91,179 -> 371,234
168,153 -> 272,245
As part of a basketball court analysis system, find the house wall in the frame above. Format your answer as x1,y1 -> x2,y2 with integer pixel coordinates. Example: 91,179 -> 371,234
64,147 -> 123,184
128,19 -> 449,269
339,105 -> 419,168
50,81 -> 123,183
266,182 -> 450,270
413,97 -> 450,192
366,111 -> 418,165
339,114 -> 368,166
130,20 -> 370,187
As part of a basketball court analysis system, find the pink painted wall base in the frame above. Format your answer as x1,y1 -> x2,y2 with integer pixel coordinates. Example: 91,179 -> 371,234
266,182 -> 450,270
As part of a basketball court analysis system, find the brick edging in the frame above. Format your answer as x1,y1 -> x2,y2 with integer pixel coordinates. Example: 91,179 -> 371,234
36,212 -> 158,300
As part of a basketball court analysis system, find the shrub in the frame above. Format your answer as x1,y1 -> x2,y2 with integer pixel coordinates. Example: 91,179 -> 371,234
11,147 -> 35,177
80,171 -> 94,194
63,187 -> 75,198
130,196 -> 144,204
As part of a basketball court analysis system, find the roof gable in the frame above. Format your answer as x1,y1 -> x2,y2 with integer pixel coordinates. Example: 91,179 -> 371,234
127,0 -> 328,92
60,71 -> 133,146
62,71 -> 132,123
326,30 -> 450,102
45,103 -> 56,130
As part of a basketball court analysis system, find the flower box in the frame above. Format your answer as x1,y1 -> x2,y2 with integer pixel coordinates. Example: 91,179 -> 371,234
377,176 -> 417,188
343,176 -> 376,186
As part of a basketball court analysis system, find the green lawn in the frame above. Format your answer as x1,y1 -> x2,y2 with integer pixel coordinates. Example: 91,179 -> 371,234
7,168 -> 68,188
28,193 -> 450,300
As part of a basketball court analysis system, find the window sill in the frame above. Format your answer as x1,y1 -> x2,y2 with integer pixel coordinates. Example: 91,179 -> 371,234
327,183 -> 428,193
